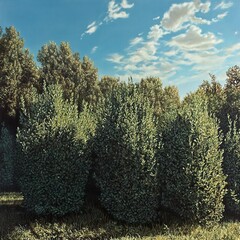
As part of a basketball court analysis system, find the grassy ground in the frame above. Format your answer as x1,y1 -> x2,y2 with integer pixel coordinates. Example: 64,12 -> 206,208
1,193 -> 240,240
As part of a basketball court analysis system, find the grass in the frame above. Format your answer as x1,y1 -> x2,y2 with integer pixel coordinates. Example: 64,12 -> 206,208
1,193 -> 240,239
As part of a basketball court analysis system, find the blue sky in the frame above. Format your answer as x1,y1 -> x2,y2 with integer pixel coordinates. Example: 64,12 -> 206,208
0,0 -> 239,96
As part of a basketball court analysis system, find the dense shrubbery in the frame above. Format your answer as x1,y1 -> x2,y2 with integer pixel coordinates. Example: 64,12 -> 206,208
223,120 -> 240,214
93,84 -> 161,224
0,24 -> 240,226
16,85 -> 96,216
160,95 -> 226,225
0,125 -> 16,190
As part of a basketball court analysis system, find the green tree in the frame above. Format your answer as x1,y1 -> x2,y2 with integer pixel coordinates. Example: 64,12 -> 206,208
78,56 -> 101,107
99,75 -> 120,97
0,125 -> 16,190
161,95 -> 226,225
37,42 -> 82,100
0,26 -> 39,127
198,74 -> 226,118
17,84 -> 96,216
223,119 -> 240,214
94,83 -> 161,223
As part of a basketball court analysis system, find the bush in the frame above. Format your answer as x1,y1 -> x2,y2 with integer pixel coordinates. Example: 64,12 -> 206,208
160,95 -> 226,225
94,83 -> 162,224
17,84 -> 96,216
0,125 -> 16,190
223,119 -> 240,214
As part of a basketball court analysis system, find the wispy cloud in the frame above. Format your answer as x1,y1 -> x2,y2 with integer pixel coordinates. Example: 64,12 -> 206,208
214,1 -> 233,10
106,0 -> 134,21
81,0 -> 134,39
106,53 -> 124,63
81,21 -> 102,38
91,46 -> 98,54
153,16 -> 160,21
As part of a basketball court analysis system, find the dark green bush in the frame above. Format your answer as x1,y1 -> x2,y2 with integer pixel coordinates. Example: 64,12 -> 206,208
161,95 -> 226,225
223,119 -> 240,214
94,84 -> 162,224
0,125 -> 16,190
17,84 -> 96,216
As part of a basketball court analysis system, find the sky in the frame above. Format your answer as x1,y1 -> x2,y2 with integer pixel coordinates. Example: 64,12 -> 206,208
0,0 -> 239,97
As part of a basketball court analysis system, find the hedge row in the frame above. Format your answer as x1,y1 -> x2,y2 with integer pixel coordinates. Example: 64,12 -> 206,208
0,84 -> 239,226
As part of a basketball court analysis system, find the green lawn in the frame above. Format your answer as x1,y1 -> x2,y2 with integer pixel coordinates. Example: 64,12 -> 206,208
1,192 -> 240,240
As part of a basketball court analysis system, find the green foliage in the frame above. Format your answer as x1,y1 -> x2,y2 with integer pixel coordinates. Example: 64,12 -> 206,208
99,75 -> 120,97
198,74 -> 226,119
37,42 -> 82,100
94,83 -> 161,223
0,26 -> 39,125
223,119 -> 240,214
0,126 -> 16,190
17,84 -> 96,216
79,56 -> 101,107
161,95 -> 226,225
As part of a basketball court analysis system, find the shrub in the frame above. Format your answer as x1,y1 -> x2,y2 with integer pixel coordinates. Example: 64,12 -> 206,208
0,125 -> 16,190
223,119 -> 240,214
94,83 -> 162,224
17,84 -> 96,216
161,95 -> 226,225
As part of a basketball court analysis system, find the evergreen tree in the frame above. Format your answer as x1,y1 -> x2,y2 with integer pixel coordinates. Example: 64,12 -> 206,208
17,85 -> 95,216
94,83 -> 161,223
161,95 -> 226,225
223,119 -> 240,214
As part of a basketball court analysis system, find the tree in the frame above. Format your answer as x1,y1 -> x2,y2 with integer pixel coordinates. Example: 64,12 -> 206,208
94,83 -> 161,223
78,56 -> 101,108
138,77 -> 164,117
0,26 -> 39,128
198,74 -> 226,119
99,75 -> 120,97
37,42 -> 82,101
161,94 -> 226,225
0,125 -> 16,190
17,84 -> 96,216
223,119 -> 240,215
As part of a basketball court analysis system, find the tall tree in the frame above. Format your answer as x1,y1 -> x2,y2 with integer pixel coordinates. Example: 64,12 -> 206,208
37,42 -> 82,100
79,56 -> 101,107
0,26 -> 39,128
99,75 -> 120,97
161,94 -> 226,225
94,84 -> 161,223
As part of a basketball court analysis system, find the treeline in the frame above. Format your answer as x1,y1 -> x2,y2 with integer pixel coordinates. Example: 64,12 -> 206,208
0,26 -> 240,226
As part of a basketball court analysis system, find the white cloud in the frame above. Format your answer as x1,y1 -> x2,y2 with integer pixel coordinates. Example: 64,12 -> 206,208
214,1 -> 233,10
106,0 -> 134,21
225,43 -> 240,54
106,53 -> 124,63
161,1 -> 211,32
81,0 -> 134,39
147,25 -> 164,41
212,11 -> 228,22
121,0 -> 134,9
129,37 -> 143,46
153,16 -> 160,21
91,46 -> 98,54
235,31 -> 239,35
168,25 -> 223,51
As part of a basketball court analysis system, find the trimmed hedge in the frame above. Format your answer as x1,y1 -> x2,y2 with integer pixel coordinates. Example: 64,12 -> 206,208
94,84 -> 162,223
161,95 -> 226,225
0,125 -> 16,190
223,120 -> 240,214
17,85 -> 96,216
